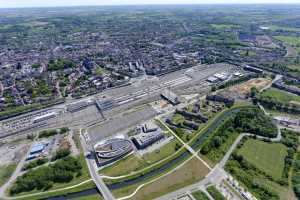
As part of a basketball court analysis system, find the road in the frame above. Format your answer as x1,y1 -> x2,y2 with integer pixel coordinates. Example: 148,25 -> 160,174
156,114 -> 283,200
79,130 -> 116,200
157,118 -> 212,170
0,144 -> 31,199
0,63 -> 234,140
260,74 -> 282,93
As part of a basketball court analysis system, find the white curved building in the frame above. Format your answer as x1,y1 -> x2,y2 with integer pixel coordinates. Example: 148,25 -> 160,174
94,138 -> 133,166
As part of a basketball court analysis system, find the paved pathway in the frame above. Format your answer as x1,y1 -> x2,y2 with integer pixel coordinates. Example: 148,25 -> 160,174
157,118 -> 212,170
0,144 -> 31,199
80,130 -> 116,200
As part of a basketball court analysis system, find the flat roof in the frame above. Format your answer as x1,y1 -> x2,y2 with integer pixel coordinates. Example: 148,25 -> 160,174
33,112 -> 56,121
30,143 -> 45,153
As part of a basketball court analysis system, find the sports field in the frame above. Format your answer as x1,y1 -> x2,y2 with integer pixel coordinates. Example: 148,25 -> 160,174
260,87 -> 300,104
237,139 -> 287,180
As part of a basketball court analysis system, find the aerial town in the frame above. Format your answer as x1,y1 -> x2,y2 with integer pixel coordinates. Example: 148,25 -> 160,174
0,4 -> 300,200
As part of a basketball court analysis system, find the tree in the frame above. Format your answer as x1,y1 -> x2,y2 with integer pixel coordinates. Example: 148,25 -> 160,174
250,87 -> 259,98
174,143 -> 181,151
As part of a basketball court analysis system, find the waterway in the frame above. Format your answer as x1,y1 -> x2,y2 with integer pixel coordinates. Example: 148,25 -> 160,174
107,106 -> 251,191
45,188 -> 100,200
48,106 -> 251,199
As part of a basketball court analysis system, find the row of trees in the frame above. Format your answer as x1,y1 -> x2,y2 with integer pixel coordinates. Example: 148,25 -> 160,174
280,130 -> 299,185
292,153 -> 300,198
226,152 -> 280,200
256,95 -> 300,115
52,149 -> 71,161
201,107 -> 277,159
22,158 -> 49,171
39,127 -> 70,138
206,185 -> 225,200
10,156 -> 82,195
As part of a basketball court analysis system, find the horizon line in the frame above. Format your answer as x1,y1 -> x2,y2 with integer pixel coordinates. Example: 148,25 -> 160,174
1,3 -> 300,9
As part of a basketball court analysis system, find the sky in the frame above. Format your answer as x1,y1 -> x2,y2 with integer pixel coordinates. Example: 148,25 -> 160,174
0,0 -> 300,8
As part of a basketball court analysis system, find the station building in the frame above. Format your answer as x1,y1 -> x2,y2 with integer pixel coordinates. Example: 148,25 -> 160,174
161,89 -> 180,105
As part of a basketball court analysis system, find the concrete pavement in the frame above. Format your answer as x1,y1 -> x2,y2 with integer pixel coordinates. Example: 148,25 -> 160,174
79,130 -> 115,200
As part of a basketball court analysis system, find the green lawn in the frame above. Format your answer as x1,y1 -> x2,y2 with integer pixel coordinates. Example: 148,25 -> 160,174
269,25 -> 300,32
207,185 -> 226,200
72,193 -> 103,200
20,180 -> 96,200
99,154 -> 147,177
99,139 -> 179,177
260,87 -> 300,104
287,64 -> 300,70
237,139 -> 287,180
211,24 -> 239,29
0,163 -> 17,187
142,139 -> 178,163
275,36 -> 300,45
172,114 -> 185,124
192,190 -> 210,200
275,36 -> 300,53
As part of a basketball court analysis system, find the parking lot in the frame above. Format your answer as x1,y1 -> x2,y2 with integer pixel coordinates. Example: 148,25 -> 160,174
88,105 -> 157,145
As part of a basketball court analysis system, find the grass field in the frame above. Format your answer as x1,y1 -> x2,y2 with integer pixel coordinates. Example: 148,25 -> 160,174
237,139 -> 287,180
0,163 -> 17,187
275,36 -> 300,53
127,157 -> 210,200
260,87 -> 300,104
99,154 -> 147,177
269,25 -> 300,32
211,24 -> 239,29
172,114 -> 185,124
13,153 -> 91,197
20,180 -> 97,200
287,64 -> 300,70
142,139 -> 179,163
100,139 -> 179,177
207,185 -> 226,200
192,190 -> 210,200
72,193 -> 103,200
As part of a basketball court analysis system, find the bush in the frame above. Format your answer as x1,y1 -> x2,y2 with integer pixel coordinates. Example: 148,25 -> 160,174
60,127 -> 70,134
52,149 -> 71,161
23,158 -> 49,171
39,127 -> 69,138
207,185 -> 225,200
10,156 -> 82,195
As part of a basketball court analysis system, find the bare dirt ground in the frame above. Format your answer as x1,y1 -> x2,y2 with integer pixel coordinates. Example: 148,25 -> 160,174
227,78 -> 272,96
256,35 -> 280,49
0,140 -> 30,164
